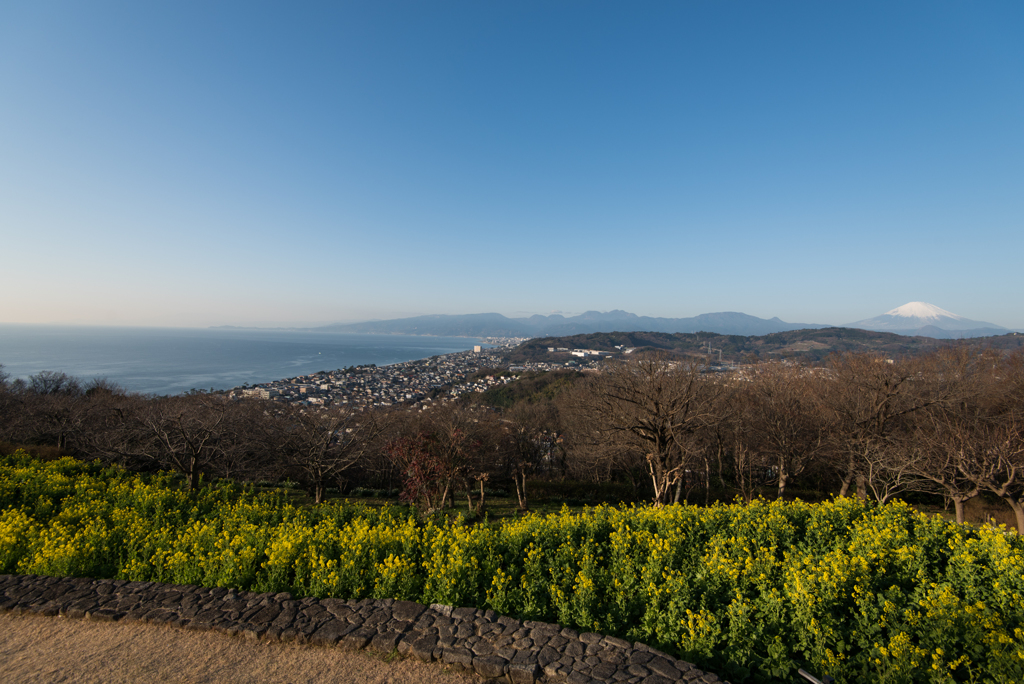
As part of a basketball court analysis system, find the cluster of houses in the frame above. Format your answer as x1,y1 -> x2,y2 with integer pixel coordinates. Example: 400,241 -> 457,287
226,334 -> 659,411
228,346 -> 522,409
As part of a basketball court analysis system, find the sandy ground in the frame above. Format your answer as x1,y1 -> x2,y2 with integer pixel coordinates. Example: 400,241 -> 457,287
0,612 -> 484,684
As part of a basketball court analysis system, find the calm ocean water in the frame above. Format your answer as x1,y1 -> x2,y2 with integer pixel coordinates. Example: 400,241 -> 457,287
0,325 -> 485,396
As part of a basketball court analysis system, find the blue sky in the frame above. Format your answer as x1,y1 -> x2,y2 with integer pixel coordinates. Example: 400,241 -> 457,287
2,1 -> 1022,329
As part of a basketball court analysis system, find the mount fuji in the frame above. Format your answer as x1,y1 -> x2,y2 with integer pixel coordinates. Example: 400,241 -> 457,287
846,302 -> 1007,339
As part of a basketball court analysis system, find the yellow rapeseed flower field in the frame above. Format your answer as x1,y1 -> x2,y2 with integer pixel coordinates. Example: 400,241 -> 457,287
1,451 -> 1021,684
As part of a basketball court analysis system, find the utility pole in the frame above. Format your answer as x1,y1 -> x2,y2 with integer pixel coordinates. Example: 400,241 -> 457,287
704,342 -> 723,364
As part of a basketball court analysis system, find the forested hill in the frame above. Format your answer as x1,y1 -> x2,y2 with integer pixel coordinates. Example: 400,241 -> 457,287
510,328 -> 1024,363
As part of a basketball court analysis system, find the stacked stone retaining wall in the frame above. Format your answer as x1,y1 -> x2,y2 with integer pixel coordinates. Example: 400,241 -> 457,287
0,574 -> 727,684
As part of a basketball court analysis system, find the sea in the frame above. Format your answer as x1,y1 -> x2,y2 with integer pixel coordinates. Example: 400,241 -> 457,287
0,325 -> 486,397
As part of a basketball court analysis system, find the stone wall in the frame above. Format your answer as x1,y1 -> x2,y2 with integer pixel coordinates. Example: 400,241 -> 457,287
0,574 -> 727,684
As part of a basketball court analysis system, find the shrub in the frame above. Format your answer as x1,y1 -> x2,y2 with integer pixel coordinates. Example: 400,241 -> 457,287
2,452 -> 1022,684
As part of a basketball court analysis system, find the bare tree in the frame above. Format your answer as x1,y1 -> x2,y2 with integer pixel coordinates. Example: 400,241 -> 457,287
285,405 -> 388,504
500,401 -> 558,511
78,389 -> 151,468
206,400 -> 285,484
742,364 -> 831,499
21,372 -> 88,450
386,404 -> 481,512
562,356 -> 724,505
560,383 -> 638,487
0,365 -> 28,446
824,351 -> 971,500
729,432 -> 774,503
911,413 -> 984,523
953,417 -> 1024,532
28,371 -> 83,397
859,432 -> 924,504
137,395 -> 231,490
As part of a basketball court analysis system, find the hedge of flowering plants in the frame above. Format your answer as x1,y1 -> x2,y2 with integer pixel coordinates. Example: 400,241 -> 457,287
1,452 -> 1022,684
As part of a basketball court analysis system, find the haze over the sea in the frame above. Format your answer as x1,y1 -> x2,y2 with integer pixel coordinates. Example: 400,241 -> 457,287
1,2 -> 1021,329
0,326 -> 484,396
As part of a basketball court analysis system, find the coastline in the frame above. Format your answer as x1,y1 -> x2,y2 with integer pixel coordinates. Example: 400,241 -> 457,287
0,325 -> 490,397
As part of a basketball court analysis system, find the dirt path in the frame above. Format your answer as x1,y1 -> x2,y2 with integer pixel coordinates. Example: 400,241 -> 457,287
0,612 -> 483,684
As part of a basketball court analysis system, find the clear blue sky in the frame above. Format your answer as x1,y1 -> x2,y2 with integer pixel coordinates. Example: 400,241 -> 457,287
2,1 -> 1022,329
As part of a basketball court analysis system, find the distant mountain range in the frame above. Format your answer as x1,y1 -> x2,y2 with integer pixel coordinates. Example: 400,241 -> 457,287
310,303 -> 1015,339
845,302 -> 1008,339
316,310 -> 829,338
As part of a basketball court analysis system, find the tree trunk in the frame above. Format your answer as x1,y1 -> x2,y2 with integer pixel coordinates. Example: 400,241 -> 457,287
187,457 -> 199,491
1002,496 -> 1024,534
855,474 -> 867,501
513,471 -> 525,511
703,458 -> 711,506
953,498 -> 966,525
839,475 -> 852,498
777,459 -> 789,500
649,459 -> 667,506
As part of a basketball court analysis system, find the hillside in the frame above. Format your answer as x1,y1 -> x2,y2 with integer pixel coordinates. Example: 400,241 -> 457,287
509,328 -> 1024,364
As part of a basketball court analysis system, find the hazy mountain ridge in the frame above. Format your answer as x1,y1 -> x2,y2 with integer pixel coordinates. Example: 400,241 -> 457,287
316,310 -> 830,337
309,302 -> 1018,340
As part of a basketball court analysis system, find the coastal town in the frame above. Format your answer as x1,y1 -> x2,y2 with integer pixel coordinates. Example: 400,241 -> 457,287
226,338 -> 615,410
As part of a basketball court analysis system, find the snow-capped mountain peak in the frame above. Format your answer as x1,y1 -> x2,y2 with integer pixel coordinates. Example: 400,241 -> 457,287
847,302 -> 1005,337
883,302 -> 963,321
